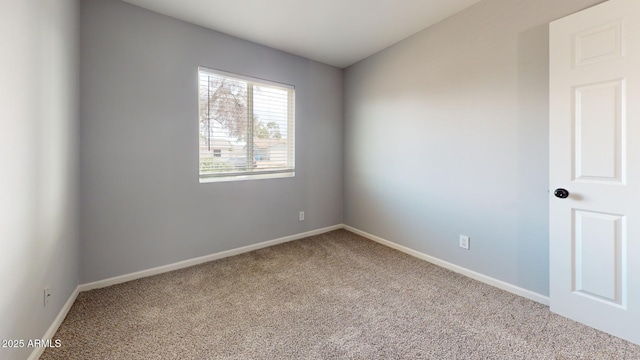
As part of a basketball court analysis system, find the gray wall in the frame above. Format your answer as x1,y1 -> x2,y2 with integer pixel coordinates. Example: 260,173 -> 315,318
79,0 -> 344,283
0,0 -> 79,359
343,0 -> 603,296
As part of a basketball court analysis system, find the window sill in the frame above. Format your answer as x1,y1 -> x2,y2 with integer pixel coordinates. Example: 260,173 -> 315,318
199,171 -> 295,183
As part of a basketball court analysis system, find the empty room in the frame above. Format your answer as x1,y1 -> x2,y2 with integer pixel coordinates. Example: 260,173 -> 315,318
2,0 -> 639,359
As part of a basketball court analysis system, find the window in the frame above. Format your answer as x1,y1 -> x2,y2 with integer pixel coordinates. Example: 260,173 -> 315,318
198,67 -> 295,182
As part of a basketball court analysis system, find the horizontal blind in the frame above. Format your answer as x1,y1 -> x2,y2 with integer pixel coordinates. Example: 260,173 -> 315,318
198,67 -> 295,179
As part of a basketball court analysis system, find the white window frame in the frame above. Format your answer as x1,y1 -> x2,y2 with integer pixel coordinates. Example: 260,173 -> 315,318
198,67 -> 295,183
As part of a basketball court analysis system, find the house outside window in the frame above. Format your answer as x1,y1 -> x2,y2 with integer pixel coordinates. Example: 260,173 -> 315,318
198,67 -> 295,182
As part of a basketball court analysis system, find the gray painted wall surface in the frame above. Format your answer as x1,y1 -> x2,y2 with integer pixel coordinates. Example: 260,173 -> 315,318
79,0 -> 344,283
0,0 -> 79,359
343,0 -> 603,296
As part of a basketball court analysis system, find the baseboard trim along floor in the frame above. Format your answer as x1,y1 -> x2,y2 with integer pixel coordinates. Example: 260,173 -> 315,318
343,225 -> 549,306
28,287 -> 80,360
78,225 -> 344,292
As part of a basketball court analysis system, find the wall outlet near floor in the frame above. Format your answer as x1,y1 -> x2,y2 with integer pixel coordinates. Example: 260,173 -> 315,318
299,211 -> 305,221
44,287 -> 51,307
459,235 -> 470,250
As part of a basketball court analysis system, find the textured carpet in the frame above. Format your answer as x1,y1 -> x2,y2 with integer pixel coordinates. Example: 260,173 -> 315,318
41,230 -> 640,359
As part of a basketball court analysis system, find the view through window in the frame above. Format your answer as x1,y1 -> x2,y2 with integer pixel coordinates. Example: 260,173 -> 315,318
198,67 -> 295,182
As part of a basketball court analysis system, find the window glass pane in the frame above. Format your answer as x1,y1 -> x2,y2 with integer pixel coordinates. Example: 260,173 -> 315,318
199,72 -> 248,174
253,85 -> 289,171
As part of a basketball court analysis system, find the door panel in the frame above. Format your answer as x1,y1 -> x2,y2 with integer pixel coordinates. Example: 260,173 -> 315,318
573,209 -> 624,305
574,79 -> 624,182
574,20 -> 623,67
550,0 -> 639,345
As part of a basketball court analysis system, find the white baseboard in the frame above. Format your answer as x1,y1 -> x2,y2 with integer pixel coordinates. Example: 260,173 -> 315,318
27,286 -> 80,360
343,225 -> 550,306
79,224 -> 343,292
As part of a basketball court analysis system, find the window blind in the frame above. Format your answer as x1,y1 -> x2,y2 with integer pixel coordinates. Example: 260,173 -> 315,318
198,67 -> 295,181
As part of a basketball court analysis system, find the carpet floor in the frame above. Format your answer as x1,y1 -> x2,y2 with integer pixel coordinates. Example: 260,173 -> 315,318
41,230 -> 640,359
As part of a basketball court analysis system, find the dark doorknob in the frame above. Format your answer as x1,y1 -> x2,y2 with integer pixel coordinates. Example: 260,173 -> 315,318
554,188 -> 569,198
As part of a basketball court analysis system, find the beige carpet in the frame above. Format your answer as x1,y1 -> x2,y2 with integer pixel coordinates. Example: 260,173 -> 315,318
41,230 -> 640,359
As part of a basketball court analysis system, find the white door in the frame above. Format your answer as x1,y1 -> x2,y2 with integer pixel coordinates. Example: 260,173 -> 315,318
550,0 -> 639,345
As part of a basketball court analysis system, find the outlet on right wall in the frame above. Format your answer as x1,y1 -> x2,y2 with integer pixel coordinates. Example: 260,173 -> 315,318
343,0 -> 605,296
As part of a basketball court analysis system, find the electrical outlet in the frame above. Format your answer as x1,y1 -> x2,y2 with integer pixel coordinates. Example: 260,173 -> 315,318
299,211 -> 305,221
44,287 -> 51,307
459,235 -> 470,250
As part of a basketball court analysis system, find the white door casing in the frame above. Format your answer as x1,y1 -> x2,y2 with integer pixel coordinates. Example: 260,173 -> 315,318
550,0 -> 639,345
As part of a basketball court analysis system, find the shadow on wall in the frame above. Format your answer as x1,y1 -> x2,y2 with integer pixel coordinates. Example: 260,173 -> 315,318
516,23 -> 551,296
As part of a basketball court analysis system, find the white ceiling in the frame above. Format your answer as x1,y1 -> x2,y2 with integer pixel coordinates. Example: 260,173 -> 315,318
122,0 -> 481,68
